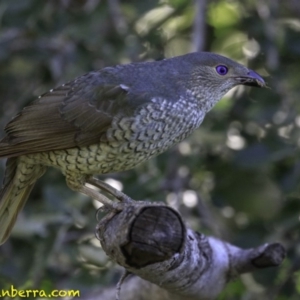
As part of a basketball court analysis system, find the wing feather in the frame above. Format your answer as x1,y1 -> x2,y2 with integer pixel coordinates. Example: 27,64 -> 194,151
0,71 -> 148,157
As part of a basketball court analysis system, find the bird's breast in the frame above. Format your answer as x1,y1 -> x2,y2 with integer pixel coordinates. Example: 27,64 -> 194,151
107,96 -> 205,155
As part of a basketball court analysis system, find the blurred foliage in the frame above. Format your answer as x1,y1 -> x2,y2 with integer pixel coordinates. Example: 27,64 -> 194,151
0,0 -> 299,299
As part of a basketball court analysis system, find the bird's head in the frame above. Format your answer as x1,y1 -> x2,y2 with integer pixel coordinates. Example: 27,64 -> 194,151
178,52 -> 266,112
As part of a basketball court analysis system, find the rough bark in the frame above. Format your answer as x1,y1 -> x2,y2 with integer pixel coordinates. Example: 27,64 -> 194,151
83,200 -> 286,300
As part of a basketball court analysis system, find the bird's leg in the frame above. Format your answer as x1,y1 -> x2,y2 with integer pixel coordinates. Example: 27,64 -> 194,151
79,185 -> 123,210
66,174 -> 124,210
86,177 -> 132,203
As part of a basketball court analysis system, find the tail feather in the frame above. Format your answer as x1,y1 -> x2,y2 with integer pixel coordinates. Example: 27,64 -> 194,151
0,157 -> 45,245
0,181 -> 35,244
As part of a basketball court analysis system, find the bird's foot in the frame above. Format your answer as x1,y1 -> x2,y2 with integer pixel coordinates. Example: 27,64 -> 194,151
86,177 -> 132,203
79,185 -> 122,209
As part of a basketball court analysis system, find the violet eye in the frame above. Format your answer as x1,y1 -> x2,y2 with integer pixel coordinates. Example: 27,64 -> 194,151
216,65 -> 228,75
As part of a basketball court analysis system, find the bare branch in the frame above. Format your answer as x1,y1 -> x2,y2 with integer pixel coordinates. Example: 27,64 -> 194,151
90,200 -> 286,300
192,0 -> 207,52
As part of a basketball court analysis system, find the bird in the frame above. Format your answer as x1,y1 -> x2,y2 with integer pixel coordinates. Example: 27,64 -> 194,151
0,52 -> 265,244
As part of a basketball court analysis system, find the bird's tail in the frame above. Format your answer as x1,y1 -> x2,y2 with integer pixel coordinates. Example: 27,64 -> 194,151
0,158 -> 43,245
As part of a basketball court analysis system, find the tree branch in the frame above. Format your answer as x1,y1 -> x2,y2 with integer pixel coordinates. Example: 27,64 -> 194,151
192,0 -> 207,52
88,199 -> 286,300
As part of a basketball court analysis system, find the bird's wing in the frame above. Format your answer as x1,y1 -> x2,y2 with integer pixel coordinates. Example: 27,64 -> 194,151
0,72 -> 148,157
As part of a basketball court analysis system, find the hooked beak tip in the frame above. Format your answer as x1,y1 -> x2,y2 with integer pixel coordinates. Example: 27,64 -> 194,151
234,70 -> 266,88
247,70 -> 266,87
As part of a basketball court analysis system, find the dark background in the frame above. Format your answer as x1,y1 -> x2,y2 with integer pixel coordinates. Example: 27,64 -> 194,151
0,0 -> 299,299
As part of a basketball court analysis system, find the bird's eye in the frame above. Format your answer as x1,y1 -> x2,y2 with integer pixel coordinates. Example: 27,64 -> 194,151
216,65 -> 228,76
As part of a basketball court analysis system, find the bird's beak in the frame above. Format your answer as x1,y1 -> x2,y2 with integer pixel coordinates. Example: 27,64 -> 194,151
234,70 -> 266,88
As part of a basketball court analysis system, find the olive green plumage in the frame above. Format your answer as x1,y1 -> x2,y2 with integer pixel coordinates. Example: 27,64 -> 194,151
0,52 -> 265,244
